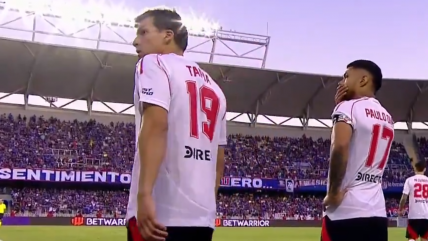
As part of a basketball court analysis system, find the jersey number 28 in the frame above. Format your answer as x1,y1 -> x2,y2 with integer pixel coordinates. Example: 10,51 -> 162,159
365,124 -> 394,170
414,183 -> 428,198
186,81 -> 219,142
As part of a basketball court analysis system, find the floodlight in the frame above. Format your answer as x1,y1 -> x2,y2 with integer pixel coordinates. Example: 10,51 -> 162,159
181,17 -> 221,37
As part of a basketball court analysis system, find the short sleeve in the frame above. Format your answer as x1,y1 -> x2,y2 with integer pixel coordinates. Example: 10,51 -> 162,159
402,178 -> 410,195
331,101 -> 356,129
219,111 -> 227,146
137,54 -> 171,111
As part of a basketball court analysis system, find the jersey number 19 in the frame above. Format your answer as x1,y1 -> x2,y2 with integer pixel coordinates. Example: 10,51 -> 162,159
186,81 -> 220,142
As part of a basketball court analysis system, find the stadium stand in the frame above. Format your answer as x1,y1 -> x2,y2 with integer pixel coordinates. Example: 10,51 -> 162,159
0,113 -> 411,178
0,20 -> 427,223
0,112 -> 417,219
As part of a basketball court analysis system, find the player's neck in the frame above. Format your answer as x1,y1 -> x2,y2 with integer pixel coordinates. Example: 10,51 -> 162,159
415,171 -> 425,175
174,50 -> 184,56
351,93 -> 375,100
162,47 -> 184,56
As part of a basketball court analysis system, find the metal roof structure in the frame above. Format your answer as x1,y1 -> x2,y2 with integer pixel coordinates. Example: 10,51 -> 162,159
1,37 -> 428,129
0,2 -> 270,67
0,2 -> 428,131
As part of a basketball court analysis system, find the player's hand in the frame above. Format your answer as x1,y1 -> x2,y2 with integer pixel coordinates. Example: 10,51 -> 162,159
323,189 -> 347,208
335,83 -> 348,105
136,194 -> 168,241
398,209 -> 405,217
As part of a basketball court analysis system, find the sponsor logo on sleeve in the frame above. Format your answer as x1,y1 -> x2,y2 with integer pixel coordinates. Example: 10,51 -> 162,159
142,88 -> 153,96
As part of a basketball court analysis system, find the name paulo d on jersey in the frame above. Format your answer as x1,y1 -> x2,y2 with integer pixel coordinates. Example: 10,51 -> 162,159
127,53 -> 227,228
326,97 -> 394,220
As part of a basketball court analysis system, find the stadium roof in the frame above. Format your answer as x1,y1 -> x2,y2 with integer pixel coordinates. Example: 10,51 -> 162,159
1,38 -> 428,125
0,2 -> 427,131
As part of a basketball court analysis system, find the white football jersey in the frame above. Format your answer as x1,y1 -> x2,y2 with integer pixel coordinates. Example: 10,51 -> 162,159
126,53 -> 227,228
403,174 -> 428,219
325,97 -> 394,220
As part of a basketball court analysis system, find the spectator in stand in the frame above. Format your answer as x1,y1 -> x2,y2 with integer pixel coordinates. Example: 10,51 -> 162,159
10,188 -> 128,217
0,114 -> 414,181
0,113 -> 418,219
8,188 -> 405,219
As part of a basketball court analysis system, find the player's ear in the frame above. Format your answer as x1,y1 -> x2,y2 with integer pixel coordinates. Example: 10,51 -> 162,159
164,29 -> 174,45
360,75 -> 369,88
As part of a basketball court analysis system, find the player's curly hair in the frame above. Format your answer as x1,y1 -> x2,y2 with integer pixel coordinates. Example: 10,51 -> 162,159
347,60 -> 383,93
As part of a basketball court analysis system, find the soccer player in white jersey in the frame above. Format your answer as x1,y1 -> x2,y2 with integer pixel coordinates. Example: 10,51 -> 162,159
321,60 -> 392,241
400,158 -> 428,241
125,8 -> 227,241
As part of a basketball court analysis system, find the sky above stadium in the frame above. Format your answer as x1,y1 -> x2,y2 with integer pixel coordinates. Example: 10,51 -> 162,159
124,0 -> 427,80
0,0 -> 427,129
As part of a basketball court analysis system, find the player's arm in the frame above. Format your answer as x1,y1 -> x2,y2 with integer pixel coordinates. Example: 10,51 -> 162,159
137,55 -> 171,197
328,104 -> 354,196
399,179 -> 410,214
216,110 -> 227,199
216,146 -> 225,199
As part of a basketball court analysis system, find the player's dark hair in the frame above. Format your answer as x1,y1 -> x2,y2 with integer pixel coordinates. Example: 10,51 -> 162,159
135,8 -> 188,51
414,159 -> 427,172
347,60 -> 383,93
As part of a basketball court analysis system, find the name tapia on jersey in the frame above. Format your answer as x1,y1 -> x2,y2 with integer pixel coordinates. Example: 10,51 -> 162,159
127,53 -> 227,228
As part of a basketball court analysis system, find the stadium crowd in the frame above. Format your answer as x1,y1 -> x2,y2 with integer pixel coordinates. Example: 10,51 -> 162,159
0,114 -> 412,180
0,114 -> 415,218
8,188 -> 404,219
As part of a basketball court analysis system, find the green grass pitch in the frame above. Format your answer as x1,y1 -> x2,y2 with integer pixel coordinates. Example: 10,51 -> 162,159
0,226 -> 406,241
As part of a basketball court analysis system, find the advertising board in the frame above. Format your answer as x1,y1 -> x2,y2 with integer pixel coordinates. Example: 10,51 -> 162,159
1,217 -> 399,227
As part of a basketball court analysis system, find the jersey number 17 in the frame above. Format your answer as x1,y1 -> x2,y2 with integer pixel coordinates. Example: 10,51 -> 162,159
365,124 -> 394,170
